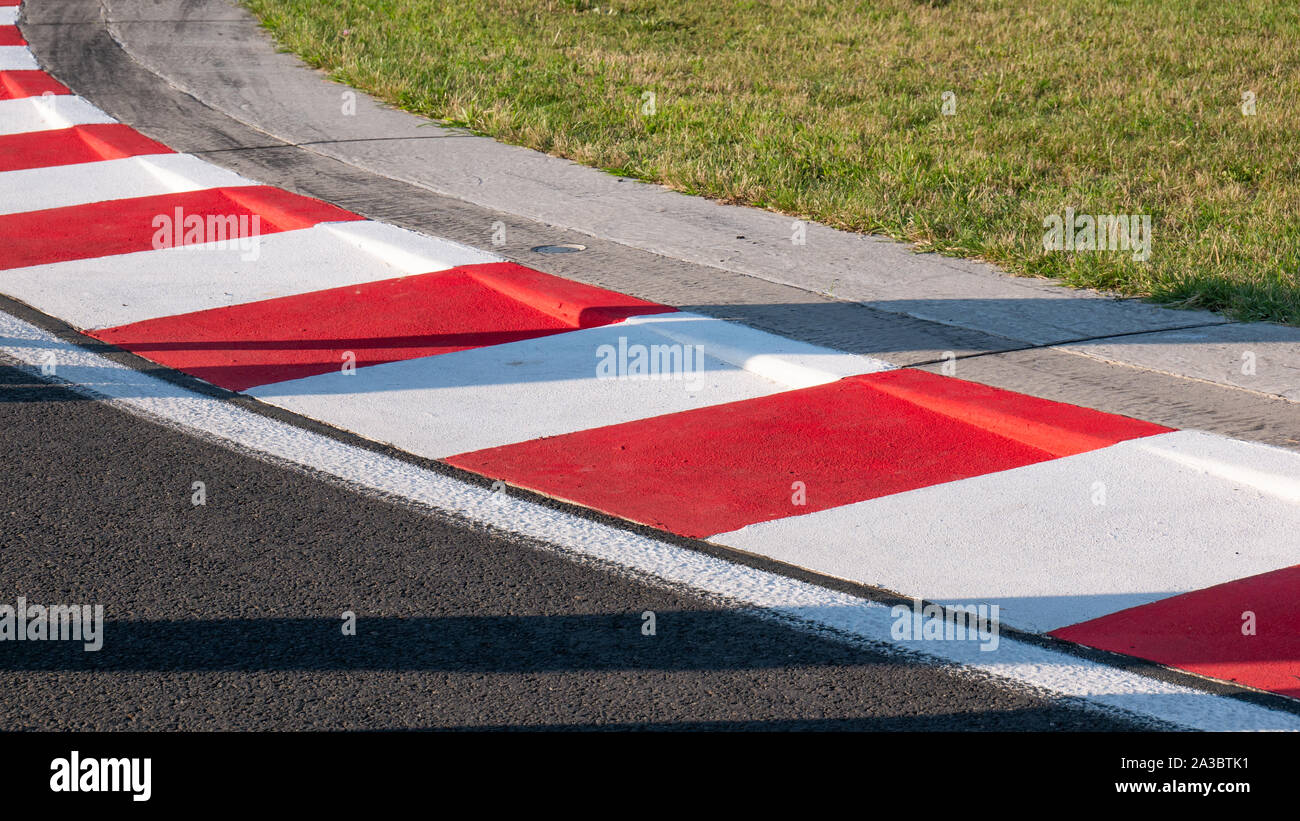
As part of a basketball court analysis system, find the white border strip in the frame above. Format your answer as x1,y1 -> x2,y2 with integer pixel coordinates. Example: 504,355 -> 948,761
0,44 -> 37,70
0,9 -> 18,25
1,220 -> 505,330
624,311 -> 893,387
1,308 -> 1296,731
0,92 -> 114,134
0,153 -> 256,215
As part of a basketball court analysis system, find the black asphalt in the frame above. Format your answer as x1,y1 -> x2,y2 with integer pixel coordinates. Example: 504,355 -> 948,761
0,362 -> 1152,730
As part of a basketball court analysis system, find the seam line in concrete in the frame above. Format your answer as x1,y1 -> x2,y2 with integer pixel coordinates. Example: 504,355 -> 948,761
188,135 -> 481,154
898,320 -> 1229,369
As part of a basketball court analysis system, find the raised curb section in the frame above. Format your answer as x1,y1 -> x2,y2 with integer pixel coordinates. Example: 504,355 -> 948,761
4,0 -> 1299,702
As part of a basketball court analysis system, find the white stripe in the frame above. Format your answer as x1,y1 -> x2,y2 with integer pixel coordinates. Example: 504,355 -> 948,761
711,430 -> 1300,634
0,45 -> 36,71
0,221 -> 504,329
319,220 -> 502,270
1144,436 -> 1300,504
0,93 -> 114,135
0,9 -> 17,25
0,153 -> 256,215
248,313 -> 893,457
0,308 -> 1294,731
620,312 -> 891,388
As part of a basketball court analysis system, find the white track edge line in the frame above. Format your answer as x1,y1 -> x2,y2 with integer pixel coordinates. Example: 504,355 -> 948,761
0,308 -> 1296,731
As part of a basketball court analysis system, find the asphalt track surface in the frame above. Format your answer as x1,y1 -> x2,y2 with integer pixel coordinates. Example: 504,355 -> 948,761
0,362 -> 1150,730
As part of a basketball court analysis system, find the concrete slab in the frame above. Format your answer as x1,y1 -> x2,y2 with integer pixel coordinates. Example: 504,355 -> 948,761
1063,322 -> 1300,403
14,2 -> 1024,370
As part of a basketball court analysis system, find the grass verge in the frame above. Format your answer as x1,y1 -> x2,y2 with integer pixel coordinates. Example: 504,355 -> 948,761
242,0 -> 1300,325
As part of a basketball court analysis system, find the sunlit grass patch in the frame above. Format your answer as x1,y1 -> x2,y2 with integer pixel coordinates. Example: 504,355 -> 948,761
243,0 -> 1300,325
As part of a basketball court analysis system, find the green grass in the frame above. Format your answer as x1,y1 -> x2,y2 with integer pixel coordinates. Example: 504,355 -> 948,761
242,0 -> 1300,325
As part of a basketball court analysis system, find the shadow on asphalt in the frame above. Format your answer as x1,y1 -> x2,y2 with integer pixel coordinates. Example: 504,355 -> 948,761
0,612 -> 906,672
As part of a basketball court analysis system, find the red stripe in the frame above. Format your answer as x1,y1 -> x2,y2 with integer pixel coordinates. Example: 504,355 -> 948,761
0,70 -> 70,100
460,263 -> 676,328
0,186 -> 362,270
0,1 -> 20,7
88,263 -> 675,391
446,369 -> 1172,538
864,367 -> 1173,457
0,124 -> 173,172
1052,566 -> 1300,699
0,25 -> 24,46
